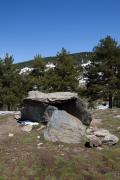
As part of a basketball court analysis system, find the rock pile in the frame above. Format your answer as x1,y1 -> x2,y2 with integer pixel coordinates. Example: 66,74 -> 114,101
20,91 -> 119,146
86,127 -> 119,147
21,91 -> 92,126
21,91 -> 92,143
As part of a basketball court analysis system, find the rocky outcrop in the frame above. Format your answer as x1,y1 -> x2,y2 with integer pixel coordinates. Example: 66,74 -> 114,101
20,91 -> 119,146
86,128 -> 119,147
21,91 -> 92,126
20,91 -> 92,144
44,109 -> 86,144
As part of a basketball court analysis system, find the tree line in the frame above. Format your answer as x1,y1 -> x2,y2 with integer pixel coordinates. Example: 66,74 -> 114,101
0,35 -> 119,110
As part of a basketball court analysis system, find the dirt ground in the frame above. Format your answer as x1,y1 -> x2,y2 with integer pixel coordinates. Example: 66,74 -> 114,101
0,116 -> 22,141
0,109 -> 120,180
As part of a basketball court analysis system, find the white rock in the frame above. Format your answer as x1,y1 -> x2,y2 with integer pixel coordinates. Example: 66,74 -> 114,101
8,133 -> 14,137
97,147 -> 103,150
14,114 -> 21,120
94,129 -> 110,137
37,143 -> 43,146
86,135 -> 102,147
37,136 -> 40,139
21,125 -> 32,132
102,134 -> 119,145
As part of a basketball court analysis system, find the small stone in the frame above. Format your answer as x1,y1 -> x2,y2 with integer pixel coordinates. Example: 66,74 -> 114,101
94,129 -> 110,137
97,147 -> 103,150
14,114 -> 21,120
102,134 -> 119,145
37,136 -> 40,139
8,133 -> 14,137
58,144 -> 64,148
114,115 -> 120,118
37,143 -> 43,146
21,125 -> 32,132
86,135 -> 102,147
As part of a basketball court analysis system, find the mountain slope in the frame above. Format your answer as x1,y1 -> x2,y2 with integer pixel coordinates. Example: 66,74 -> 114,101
16,52 -> 93,68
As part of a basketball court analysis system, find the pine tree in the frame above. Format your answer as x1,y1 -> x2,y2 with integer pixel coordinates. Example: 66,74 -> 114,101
31,54 -> 46,91
85,36 -> 120,108
44,48 -> 81,92
0,54 -> 23,110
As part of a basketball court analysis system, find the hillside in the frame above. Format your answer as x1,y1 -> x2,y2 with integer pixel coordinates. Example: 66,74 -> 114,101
16,52 -> 93,68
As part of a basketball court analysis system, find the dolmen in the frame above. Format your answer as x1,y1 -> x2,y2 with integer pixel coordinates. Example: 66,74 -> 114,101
21,91 -> 92,143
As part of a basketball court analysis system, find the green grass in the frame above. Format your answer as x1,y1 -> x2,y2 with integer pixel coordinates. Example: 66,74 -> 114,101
0,108 -> 120,179
0,115 -> 11,121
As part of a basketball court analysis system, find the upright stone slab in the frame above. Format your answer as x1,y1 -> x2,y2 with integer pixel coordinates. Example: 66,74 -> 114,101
44,109 -> 86,144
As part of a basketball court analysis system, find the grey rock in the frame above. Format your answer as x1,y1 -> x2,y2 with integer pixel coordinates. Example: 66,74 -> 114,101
102,134 -> 119,145
21,91 -> 92,125
21,101 -> 48,122
43,105 -> 58,122
86,135 -> 102,147
27,91 -> 78,103
86,128 -> 119,146
44,110 -> 86,144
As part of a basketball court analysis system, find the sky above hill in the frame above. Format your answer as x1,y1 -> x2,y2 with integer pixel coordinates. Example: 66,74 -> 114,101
0,0 -> 120,62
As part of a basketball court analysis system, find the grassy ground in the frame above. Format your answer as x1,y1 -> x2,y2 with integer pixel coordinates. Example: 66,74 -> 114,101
0,109 -> 120,180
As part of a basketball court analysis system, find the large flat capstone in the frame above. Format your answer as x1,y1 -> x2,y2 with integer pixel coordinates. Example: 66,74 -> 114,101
26,91 -> 78,103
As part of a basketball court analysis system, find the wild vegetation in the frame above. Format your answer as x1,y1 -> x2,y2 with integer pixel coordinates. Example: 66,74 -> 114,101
0,36 -> 119,110
85,36 -> 120,108
0,108 -> 120,179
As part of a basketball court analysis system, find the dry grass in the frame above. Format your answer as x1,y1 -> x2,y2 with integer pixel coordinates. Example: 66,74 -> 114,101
0,109 -> 120,179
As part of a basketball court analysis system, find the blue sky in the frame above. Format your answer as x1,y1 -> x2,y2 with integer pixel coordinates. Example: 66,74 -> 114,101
0,0 -> 120,62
